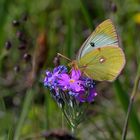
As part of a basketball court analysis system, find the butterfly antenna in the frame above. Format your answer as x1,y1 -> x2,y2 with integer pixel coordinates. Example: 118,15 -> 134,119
57,53 -> 72,62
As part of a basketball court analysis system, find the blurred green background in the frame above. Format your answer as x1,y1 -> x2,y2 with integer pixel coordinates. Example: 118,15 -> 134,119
0,0 -> 140,139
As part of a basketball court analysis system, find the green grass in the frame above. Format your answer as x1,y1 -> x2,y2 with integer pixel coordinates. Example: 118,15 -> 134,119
0,0 -> 140,140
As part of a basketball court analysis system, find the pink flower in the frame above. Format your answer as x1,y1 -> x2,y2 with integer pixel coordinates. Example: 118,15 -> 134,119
58,69 -> 84,92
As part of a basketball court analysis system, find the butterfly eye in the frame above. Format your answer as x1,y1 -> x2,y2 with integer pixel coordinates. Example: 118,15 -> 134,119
90,42 -> 95,47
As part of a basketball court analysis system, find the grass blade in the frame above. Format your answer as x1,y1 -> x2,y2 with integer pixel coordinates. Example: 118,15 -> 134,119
13,88 -> 34,140
114,80 -> 140,140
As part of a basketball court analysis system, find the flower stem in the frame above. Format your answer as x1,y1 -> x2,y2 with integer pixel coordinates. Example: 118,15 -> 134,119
62,108 -> 73,127
62,103 -> 77,136
71,126 -> 76,136
122,63 -> 140,140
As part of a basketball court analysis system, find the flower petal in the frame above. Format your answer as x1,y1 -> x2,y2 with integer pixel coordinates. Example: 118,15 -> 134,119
58,74 -> 70,90
69,83 -> 80,92
76,92 -> 86,102
76,88 -> 97,102
87,88 -> 97,102
53,65 -> 67,73
71,69 -> 81,80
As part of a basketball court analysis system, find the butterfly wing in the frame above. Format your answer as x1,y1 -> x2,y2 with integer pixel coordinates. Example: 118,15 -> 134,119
77,46 -> 125,81
77,19 -> 119,60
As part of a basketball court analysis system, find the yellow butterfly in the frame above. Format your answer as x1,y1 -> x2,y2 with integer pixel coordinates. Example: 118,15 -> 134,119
58,19 -> 126,82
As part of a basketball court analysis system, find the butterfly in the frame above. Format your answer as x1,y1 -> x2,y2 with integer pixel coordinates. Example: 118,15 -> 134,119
58,19 -> 126,82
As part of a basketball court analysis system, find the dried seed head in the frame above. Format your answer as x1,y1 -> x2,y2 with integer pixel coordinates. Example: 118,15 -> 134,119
111,3 -> 117,13
21,13 -> 28,21
5,41 -> 12,50
16,31 -> 23,40
23,53 -> 31,62
18,43 -> 26,50
16,31 -> 27,42
53,56 -> 60,67
12,20 -> 20,26
14,65 -> 20,72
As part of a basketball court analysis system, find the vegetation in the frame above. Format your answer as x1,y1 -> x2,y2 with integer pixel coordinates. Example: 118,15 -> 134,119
0,0 -> 140,139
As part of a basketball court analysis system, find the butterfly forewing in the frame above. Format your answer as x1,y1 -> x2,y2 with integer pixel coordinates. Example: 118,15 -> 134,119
77,19 -> 119,60
77,46 -> 125,81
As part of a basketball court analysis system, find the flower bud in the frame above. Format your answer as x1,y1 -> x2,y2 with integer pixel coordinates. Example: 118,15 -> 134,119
57,98 -> 65,108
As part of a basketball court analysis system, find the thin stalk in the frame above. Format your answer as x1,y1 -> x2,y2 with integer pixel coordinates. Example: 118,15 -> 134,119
61,112 -> 64,129
14,88 -> 34,140
122,63 -> 140,140
62,108 -> 73,128
44,91 -> 50,129
71,125 -> 77,136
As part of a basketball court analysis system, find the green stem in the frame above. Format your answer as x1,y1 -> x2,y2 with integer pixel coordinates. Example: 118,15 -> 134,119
122,64 -> 140,140
71,126 -> 76,136
62,107 -> 77,136
62,108 -> 73,127
14,88 -> 34,140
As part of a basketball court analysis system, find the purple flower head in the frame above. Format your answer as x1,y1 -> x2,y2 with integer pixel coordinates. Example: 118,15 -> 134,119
53,65 -> 68,74
81,77 -> 96,88
44,65 -> 97,103
58,68 -> 84,92
44,65 -> 67,90
76,89 -> 97,103
75,77 -> 97,102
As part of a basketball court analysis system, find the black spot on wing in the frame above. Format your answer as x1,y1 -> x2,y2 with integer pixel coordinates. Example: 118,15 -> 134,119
90,42 -> 95,47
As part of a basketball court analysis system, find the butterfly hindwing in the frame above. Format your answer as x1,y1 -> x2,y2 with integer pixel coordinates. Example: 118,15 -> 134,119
77,46 -> 125,81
